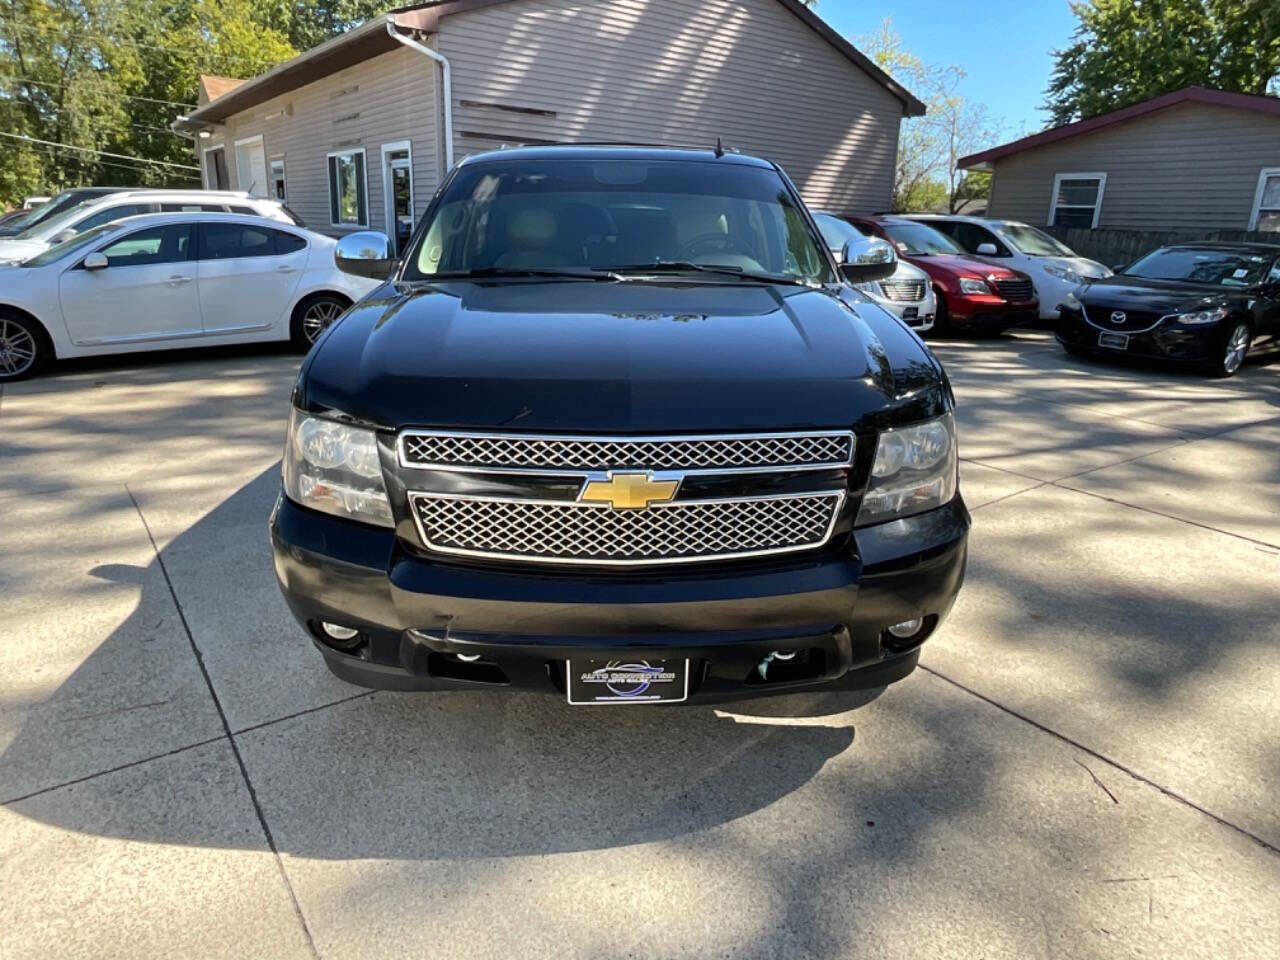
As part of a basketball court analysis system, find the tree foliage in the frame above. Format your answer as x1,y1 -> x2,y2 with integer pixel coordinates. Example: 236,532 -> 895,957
0,1 -> 380,205
857,18 -> 1000,213
1046,0 -> 1280,125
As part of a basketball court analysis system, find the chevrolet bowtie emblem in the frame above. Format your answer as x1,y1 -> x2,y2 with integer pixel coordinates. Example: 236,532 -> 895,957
581,472 -> 679,510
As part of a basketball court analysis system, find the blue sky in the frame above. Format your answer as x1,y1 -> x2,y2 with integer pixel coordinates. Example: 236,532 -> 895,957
819,0 -> 1080,139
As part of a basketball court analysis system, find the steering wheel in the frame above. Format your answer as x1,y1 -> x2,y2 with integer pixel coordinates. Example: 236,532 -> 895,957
680,232 -> 756,260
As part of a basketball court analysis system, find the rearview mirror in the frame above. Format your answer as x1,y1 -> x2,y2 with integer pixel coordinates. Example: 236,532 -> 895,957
82,252 -> 108,271
839,236 -> 897,284
335,231 -> 396,280
975,242 -> 998,256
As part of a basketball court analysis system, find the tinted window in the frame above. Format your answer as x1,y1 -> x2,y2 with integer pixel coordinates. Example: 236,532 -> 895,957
952,223 -> 1010,257
274,231 -> 306,255
999,222 -> 1074,257
880,221 -> 964,256
97,224 -> 192,267
198,222 -> 278,260
74,203 -> 155,232
406,159 -> 833,283
1124,247 -> 1270,286
229,205 -> 257,215
161,203 -> 229,213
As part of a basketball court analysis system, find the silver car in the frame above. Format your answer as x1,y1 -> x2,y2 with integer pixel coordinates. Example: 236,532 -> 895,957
815,211 -> 936,332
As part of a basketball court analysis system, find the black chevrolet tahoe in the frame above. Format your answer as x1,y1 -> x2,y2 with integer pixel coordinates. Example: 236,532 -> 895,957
270,146 -> 969,706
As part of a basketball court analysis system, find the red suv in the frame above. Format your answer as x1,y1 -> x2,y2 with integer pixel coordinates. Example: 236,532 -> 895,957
846,215 -> 1039,335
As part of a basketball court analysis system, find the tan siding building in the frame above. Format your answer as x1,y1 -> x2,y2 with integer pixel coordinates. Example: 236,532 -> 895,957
178,0 -> 921,239
964,87 -> 1280,234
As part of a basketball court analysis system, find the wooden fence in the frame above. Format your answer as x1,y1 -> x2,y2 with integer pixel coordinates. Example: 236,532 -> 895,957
1044,226 -> 1280,267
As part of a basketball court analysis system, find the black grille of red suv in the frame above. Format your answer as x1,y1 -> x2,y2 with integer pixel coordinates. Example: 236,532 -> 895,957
992,277 -> 1034,302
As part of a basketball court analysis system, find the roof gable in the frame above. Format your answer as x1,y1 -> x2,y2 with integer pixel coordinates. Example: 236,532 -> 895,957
961,86 -> 1280,169
198,74 -> 247,105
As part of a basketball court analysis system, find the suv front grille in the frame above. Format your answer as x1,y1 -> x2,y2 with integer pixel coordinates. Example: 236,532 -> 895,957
992,277 -> 1034,302
408,492 -> 844,566
880,279 -> 926,302
400,431 -> 854,472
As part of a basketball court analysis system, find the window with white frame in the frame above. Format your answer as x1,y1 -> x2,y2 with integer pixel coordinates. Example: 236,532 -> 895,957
1049,172 -> 1107,228
270,157 -> 287,202
1250,168 -> 1280,232
327,148 -> 368,227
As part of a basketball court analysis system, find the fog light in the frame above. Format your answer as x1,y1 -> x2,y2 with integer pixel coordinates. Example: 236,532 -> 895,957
321,622 -> 360,641
887,618 -> 924,639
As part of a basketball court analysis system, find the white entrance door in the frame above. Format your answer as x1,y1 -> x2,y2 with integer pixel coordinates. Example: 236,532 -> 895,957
234,136 -> 269,198
58,223 -> 201,346
382,141 -> 414,256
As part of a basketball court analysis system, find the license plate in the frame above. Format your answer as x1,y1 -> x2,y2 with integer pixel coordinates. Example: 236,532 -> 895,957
901,307 -> 918,319
1098,332 -> 1129,350
566,658 -> 690,705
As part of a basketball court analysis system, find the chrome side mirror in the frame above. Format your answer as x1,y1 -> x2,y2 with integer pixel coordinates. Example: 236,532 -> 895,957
839,236 -> 897,283
82,252 -> 108,271
975,242 -> 999,256
335,231 -> 396,280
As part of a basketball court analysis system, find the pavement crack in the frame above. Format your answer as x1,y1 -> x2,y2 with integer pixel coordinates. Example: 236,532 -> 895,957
1073,758 -> 1119,804
918,664 -> 1280,857
233,690 -> 377,737
125,483 -> 321,960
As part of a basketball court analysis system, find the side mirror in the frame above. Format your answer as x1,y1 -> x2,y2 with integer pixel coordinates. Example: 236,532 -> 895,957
82,252 -> 108,271
335,231 -> 396,280
839,236 -> 897,284
975,242 -> 999,256
52,229 -> 77,245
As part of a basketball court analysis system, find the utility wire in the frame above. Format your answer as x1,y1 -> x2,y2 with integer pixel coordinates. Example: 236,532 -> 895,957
0,131 -> 200,170
0,74 -> 197,108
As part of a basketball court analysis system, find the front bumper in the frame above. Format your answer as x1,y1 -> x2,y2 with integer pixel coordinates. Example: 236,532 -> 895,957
270,494 -> 970,705
944,292 -> 1039,332
1056,310 -> 1220,363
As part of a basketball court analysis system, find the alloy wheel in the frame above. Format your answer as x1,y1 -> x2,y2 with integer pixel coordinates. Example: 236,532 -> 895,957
301,299 -> 345,343
0,318 -> 37,377
1222,324 -> 1250,375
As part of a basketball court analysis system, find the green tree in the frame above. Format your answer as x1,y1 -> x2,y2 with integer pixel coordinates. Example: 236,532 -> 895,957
1046,0 -> 1280,125
857,18 -> 999,213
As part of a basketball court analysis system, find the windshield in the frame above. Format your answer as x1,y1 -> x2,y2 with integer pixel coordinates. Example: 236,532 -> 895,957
881,221 -> 963,256
1124,247 -> 1271,287
1000,222 -> 1074,257
21,222 -> 117,266
405,158 -> 834,283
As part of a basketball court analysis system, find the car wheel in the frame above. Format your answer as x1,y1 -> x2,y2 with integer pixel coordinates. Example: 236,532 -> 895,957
928,291 -> 950,337
290,294 -> 351,350
0,312 -> 49,383
1210,322 -> 1252,378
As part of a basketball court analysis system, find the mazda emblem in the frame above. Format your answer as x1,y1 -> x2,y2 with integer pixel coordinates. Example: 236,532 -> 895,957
1110,311 -> 1127,325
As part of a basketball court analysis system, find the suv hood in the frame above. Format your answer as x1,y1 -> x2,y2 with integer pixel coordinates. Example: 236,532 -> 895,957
909,252 -> 1019,278
303,281 -> 946,433
1040,255 -> 1109,279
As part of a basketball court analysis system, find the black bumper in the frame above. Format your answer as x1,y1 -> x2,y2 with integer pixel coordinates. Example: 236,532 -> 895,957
270,494 -> 969,705
1056,312 -> 1219,363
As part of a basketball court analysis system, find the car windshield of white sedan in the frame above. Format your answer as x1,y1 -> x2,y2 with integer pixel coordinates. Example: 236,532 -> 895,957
21,223 -> 117,267
882,222 -> 963,256
1000,223 -> 1074,257
408,159 -> 833,283
1125,248 -> 1270,287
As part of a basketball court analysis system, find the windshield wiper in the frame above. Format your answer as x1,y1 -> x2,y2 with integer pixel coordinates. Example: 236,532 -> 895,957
608,261 -> 812,286
425,266 -> 619,281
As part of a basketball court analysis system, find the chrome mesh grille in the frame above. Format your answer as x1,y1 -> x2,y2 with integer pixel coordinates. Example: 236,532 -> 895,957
993,277 -> 1034,301
880,279 -> 927,302
409,493 -> 843,565
401,432 -> 853,471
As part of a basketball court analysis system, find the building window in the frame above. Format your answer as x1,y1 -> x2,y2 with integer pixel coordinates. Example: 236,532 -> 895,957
270,158 -> 287,201
1249,168 -> 1280,232
1049,172 -> 1106,229
327,149 -> 368,227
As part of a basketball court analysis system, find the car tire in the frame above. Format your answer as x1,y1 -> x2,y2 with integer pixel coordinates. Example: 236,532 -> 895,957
290,293 -> 351,351
928,290 -> 950,337
0,311 -> 50,383
1209,321 -> 1252,378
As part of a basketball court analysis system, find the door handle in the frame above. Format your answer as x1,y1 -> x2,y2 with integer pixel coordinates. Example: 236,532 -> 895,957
275,265 -> 297,273
167,275 -> 193,286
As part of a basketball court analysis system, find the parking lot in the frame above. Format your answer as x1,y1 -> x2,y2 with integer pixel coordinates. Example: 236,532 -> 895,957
1,331 -> 1277,959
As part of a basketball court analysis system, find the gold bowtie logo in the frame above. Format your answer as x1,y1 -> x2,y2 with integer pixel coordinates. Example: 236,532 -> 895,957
581,472 -> 679,510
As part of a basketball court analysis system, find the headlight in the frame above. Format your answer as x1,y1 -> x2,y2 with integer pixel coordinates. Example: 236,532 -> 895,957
856,412 -> 958,527
1170,305 -> 1229,326
1061,290 -> 1083,311
958,277 -> 991,295
282,408 -> 394,527
1041,264 -> 1081,283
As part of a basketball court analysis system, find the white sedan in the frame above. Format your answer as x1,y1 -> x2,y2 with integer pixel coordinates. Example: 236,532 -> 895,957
0,213 -> 382,381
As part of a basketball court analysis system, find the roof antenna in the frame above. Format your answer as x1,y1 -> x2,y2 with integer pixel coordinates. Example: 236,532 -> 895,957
714,136 -> 725,158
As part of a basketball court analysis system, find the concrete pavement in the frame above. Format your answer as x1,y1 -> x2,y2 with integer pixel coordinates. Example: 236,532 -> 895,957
1,334 -> 1277,958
